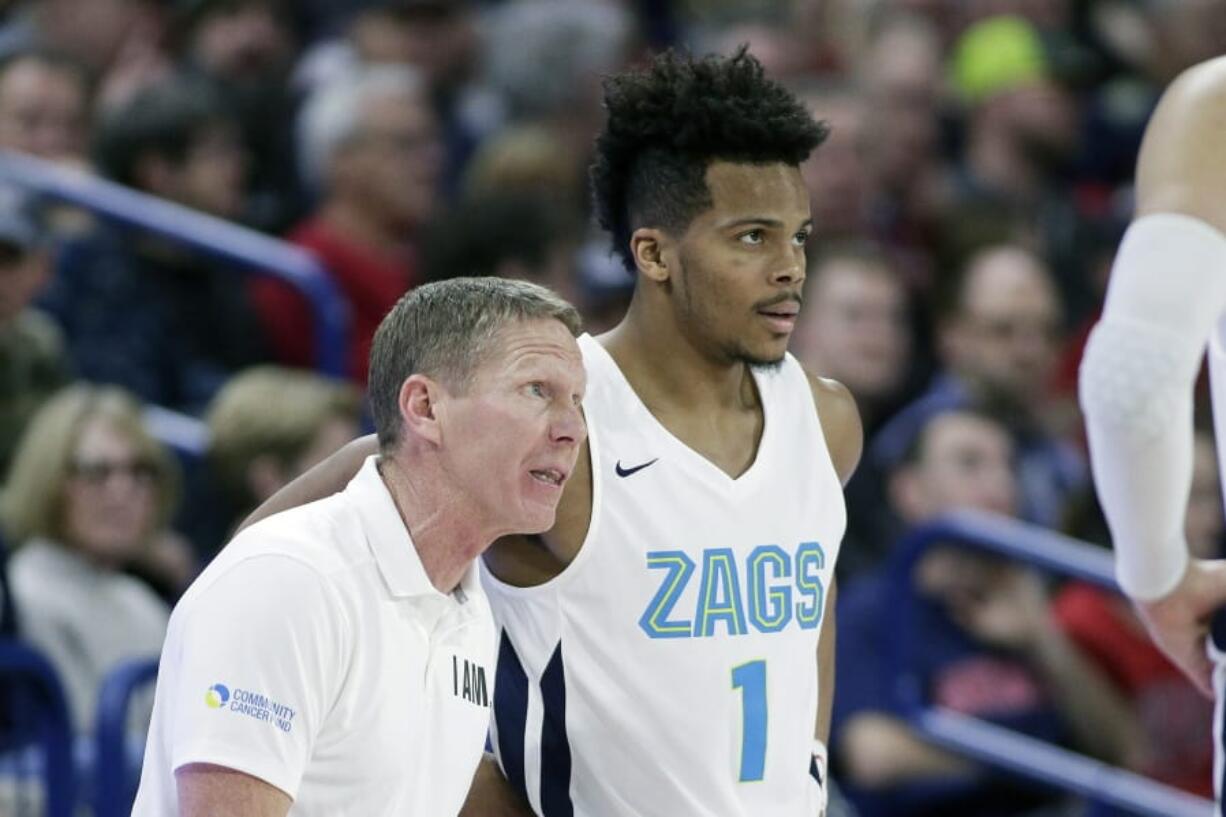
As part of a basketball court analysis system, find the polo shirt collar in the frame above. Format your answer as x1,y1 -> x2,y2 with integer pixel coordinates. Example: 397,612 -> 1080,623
344,456 -> 480,600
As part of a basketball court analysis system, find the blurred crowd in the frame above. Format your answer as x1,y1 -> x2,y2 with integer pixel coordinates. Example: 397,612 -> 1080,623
0,0 -> 1222,814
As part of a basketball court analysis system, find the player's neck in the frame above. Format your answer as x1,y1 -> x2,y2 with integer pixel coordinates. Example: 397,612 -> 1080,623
377,455 -> 489,594
603,299 -> 757,413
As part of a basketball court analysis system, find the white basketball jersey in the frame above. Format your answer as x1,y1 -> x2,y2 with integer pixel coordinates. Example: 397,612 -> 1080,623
482,334 -> 847,817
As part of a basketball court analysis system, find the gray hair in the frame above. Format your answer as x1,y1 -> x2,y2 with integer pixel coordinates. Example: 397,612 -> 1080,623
296,64 -> 425,193
484,0 -> 630,120
369,277 -> 583,449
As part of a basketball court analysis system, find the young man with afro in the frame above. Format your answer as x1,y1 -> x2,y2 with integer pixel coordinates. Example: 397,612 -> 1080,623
253,48 -> 861,817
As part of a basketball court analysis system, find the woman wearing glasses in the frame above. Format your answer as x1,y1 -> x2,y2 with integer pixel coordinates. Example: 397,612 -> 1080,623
0,385 -> 179,732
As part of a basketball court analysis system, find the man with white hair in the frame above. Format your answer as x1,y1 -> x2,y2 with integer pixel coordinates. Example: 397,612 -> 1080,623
132,277 -> 588,816
250,65 -> 443,383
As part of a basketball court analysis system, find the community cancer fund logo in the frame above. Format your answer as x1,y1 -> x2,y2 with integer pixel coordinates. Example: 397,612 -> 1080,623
205,683 -> 230,709
202,682 -> 296,732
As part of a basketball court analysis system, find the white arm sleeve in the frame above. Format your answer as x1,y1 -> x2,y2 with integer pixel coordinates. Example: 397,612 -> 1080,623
1079,213 -> 1226,600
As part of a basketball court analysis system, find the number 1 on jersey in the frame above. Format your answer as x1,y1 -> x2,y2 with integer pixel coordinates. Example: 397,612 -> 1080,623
731,660 -> 767,782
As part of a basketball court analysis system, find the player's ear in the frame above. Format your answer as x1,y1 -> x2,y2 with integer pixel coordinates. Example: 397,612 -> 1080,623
399,374 -> 443,446
631,227 -> 672,283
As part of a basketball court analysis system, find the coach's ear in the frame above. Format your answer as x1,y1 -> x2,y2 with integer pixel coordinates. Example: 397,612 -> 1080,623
399,374 -> 443,446
631,227 -> 672,283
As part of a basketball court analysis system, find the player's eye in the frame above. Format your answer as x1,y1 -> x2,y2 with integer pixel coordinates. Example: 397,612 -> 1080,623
738,229 -> 764,245
792,230 -> 811,246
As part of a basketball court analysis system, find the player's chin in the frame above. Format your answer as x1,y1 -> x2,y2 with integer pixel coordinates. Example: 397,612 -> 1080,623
737,338 -> 789,369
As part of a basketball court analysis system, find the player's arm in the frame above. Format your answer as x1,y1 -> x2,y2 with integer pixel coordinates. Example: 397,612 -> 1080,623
177,764 -> 292,817
805,373 -> 861,812
815,580 -> 836,747
239,435 -> 378,532
459,754 -> 534,817
1079,56 -> 1226,696
806,373 -> 863,487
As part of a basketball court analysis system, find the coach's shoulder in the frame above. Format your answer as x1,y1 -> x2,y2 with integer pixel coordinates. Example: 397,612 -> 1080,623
804,370 -> 862,486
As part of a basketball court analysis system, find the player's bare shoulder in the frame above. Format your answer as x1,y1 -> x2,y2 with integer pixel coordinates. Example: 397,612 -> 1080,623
1137,56 -> 1226,228
803,370 -> 862,486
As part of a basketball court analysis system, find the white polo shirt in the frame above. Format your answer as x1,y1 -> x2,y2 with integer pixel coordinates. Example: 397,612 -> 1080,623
132,456 -> 497,817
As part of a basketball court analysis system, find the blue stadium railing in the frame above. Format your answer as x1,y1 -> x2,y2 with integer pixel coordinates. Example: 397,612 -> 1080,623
886,510 -> 1215,817
0,639 -> 75,817
93,657 -> 158,817
0,150 -> 350,378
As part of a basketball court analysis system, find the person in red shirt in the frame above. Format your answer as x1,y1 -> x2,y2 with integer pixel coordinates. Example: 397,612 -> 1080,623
252,64 -> 442,383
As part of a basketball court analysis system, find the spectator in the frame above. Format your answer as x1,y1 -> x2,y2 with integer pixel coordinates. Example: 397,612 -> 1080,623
295,1 -> 484,192
792,243 -> 913,433
1053,431 -> 1220,797
463,123 -> 587,214
253,65 -> 441,383
0,0 -> 173,113
0,47 -> 92,168
797,80 -> 872,241
874,243 -> 1085,529
0,385 -> 178,732
0,0 -> 162,75
0,188 -> 69,480
951,16 -> 1081,208
171,0 -> 303,231
858,11 -> 950,287
484,0 -> 631,152
420,191 -> 580,305
41,75 -> 267,412
832,405 -> 1135,817
205,366 -> 360,543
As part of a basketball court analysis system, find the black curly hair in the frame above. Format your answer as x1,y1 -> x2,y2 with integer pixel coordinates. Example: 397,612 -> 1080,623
590,47 -> 829,273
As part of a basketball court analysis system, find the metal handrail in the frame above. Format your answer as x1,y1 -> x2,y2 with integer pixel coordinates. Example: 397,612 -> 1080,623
0,639 -> 75,817
0,150 -> 350,377
886,510 -> 1213,817
93,657 -> 158,817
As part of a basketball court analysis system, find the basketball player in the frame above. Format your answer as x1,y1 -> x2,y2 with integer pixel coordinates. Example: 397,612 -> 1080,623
255,49 -> 860,816
1079,56 -> 1226,778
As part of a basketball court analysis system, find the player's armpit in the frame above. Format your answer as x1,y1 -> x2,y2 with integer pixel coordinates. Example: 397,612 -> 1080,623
176,763 -> 292,817
239,434 -> 378,532
458,753 -> 534,817
804,372 -> 862,486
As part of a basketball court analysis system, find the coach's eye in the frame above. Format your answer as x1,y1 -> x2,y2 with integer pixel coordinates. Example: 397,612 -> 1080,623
528,382 -> 548,399
739,230 -> 764,246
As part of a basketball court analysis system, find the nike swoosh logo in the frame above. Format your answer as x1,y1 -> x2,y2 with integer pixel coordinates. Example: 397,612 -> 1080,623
615,458 -> 658,478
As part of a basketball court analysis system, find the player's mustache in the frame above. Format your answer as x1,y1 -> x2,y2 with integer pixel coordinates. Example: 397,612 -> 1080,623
754,292 -> 804,310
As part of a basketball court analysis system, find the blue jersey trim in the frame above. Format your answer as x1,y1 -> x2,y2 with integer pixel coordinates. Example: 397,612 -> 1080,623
494,629 -> 530,806
539,643 -> 574,816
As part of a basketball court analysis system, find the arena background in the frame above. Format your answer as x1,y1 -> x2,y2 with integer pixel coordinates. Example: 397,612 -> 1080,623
0,0 -> 1221,815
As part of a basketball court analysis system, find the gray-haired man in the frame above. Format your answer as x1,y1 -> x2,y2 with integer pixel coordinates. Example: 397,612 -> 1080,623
132,277 -> 587,817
